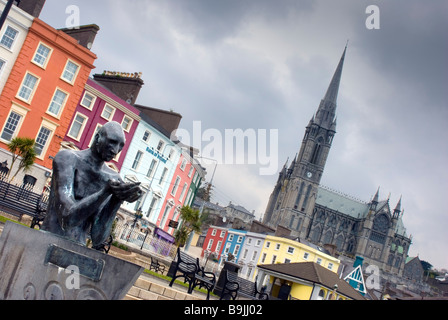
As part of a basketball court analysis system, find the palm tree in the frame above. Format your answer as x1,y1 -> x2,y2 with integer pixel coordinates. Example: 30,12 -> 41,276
7,137 -> 37,183
174,206 -> 202,248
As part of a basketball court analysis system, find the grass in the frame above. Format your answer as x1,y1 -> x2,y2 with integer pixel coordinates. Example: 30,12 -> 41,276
0,215 -> 29,227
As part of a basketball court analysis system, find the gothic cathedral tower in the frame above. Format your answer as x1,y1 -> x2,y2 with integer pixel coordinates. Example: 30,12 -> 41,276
263,47 -> 347,237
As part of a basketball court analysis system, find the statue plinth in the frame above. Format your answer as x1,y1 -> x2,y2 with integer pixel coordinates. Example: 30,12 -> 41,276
0,222 -> 143,300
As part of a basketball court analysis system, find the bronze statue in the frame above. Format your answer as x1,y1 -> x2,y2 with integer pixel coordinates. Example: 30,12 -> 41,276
41,121 -> 142,250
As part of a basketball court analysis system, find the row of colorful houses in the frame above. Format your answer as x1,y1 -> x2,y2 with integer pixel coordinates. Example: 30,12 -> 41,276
0,1 -> 205,237
201,225 -> 341,281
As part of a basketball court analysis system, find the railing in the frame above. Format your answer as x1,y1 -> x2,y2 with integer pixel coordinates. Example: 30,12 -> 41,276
112,223 -> 177,261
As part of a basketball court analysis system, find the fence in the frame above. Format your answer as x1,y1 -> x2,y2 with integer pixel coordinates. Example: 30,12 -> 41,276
112,223 -> 177,261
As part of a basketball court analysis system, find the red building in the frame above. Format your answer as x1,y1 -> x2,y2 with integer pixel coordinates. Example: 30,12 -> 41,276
201,226 -> 228,261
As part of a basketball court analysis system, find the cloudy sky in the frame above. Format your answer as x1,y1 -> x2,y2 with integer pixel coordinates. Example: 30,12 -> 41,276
41,0 -> 448,269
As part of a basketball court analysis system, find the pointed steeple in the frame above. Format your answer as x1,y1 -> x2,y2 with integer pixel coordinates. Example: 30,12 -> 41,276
393,196 -> 402,219
314,45 -> 347,128
323,45 -> 347,105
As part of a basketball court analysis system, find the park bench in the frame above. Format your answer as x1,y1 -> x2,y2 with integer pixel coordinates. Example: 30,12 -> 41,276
169,247 -> 216,300
220,269 -> 269,300
149,256 -> 166,274
0,180 -> 48,229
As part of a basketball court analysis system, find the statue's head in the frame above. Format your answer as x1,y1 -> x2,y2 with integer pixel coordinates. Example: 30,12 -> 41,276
92,121 -> 126,162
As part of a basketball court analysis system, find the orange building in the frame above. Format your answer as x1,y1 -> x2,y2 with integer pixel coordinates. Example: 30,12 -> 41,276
0,18 -> 97,175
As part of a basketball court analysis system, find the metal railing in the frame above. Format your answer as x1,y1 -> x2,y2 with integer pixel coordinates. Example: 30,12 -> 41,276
112,223 -> 177,260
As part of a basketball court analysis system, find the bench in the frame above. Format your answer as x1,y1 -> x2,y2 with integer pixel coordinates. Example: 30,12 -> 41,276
169,247 -> 216,299
149,256 -> 166,274
0,180 -> 48,229
220,270 -> 269,300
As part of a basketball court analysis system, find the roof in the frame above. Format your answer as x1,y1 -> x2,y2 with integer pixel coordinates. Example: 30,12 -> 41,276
316,186 -> 369,219
258,262 -> 366,300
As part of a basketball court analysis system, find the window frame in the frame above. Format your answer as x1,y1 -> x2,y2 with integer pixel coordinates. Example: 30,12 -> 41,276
0,25 -> 18,50
80,91 -> 96,110
46,87 -> 69,118
32,42 -> 52,69
0,103 -> 29,143
121,115 -> 133,132
66,112 -> 88,141
61,59 -> 80,84
16,71 -> 40,103
101,104 -> 115,121
34,119 -> 58,159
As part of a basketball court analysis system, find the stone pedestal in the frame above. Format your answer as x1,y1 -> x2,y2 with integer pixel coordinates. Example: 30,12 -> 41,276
0,221 -> 143,300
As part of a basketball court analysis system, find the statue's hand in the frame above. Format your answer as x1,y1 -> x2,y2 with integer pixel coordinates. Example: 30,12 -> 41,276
108,180 -> 142,202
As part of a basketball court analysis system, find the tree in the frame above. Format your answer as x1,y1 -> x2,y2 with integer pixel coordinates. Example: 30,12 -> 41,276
7,137 -> 37,183
174,206 -> 202,247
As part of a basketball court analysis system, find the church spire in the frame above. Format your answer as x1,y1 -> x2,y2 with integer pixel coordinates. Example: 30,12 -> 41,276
314,45 -> 347,128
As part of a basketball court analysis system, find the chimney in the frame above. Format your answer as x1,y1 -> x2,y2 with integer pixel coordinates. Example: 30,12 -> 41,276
93,71 -> 144,105
59,24 -> 100,50
16,0 -> 46,18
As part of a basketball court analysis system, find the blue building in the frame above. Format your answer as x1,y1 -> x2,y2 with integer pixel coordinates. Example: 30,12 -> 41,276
219,229 -> 247,264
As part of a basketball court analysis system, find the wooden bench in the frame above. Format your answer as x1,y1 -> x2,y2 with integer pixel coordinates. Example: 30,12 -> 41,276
220,270 -> 269,300
149,256 -> 166,274
169,247 -> 216,299
0,180 -> 48,229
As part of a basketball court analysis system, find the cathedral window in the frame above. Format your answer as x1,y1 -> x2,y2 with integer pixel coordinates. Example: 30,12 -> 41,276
302,184 -> 312,211
310,137 -> 324,164
294,182 -> 305,209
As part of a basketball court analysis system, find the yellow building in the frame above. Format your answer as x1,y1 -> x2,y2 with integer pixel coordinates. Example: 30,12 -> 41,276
254,235 -> 341,279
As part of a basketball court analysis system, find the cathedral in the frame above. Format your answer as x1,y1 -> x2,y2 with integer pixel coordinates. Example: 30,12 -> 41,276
262,47 -> 412,276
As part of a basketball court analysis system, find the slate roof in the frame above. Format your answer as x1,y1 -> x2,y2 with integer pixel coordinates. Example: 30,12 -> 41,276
258,261 -> 366,300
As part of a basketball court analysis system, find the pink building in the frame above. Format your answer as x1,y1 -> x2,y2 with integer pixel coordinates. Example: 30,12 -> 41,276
156,150 -> 199,235
62,76 -> 140,171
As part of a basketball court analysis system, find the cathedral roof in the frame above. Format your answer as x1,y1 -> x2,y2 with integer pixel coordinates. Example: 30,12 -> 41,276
316,186 -> 369,219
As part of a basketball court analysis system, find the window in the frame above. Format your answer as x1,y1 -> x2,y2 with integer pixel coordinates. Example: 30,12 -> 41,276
180,159 -> 187,170
17,73 -> 39,102
220,231 -> 226,238
265,241 -> 271,248
156,140 -> 164,151
67,113 -> 87,140
146,159 -> 157,178
80,92 -> 96,110
61,60 -> 79,83
271,255 -> 277,264
0,26 -> 18,49
171,176 -> 180,195
237,236 -> 243,243
228,234 -> 234,241
234,245 -> 240,255
287,246 -> 295,254
207,239 -> 213,250
303,252 -> 309,260
275,243 -> 281,250
168,149 -> 174,159
256,239 -> 261,246
101,104 -> 115,120
146,196 -> 158,217
132,151 -> 143,170
1,110 -> 23,141
159,167 -> 167,185
179,183 -> 188,202
47,89 -> 68,117
121,115 -> 133,132
88,124 -> 102,147
328,263 -> 334,270
251,251 -> 257,261
216,241 -> 222,252
142,130 -> 151,143
211,229 -> 217,236
0,59 -> 5,74
261,253 -> 267,263
316,258 -> 322,265
188,166 -> 194,177
284,258 -> 291,264
247,238 -> 252,245
33,43 -> 51,68
34,126 -> 52,157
